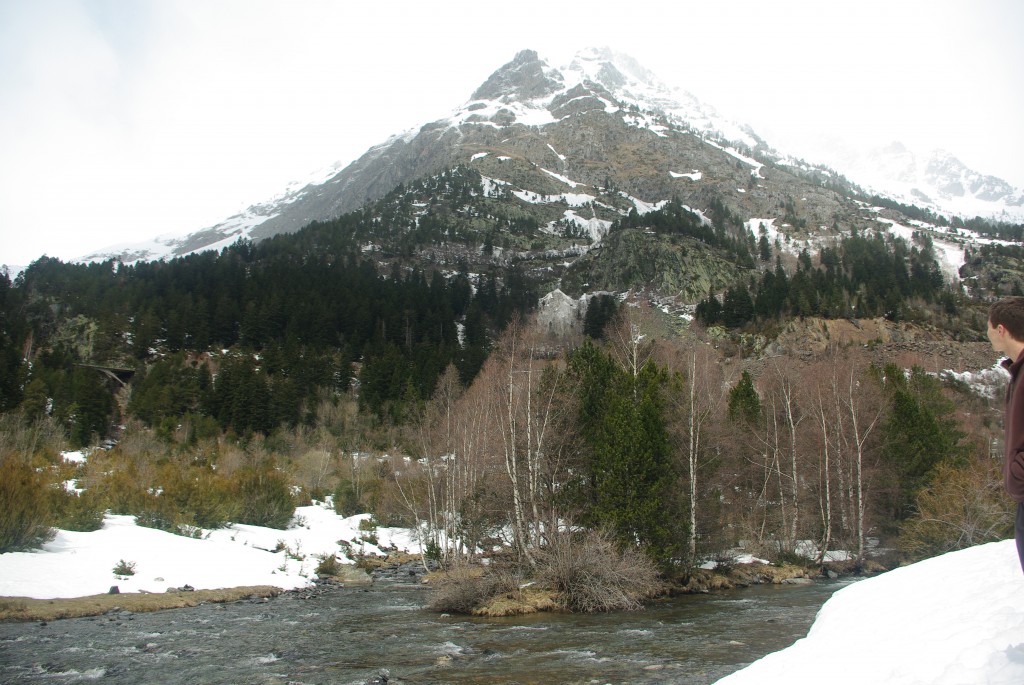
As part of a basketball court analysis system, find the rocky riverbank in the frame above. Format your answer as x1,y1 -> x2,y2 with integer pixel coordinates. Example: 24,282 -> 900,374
674,558 -> 887,594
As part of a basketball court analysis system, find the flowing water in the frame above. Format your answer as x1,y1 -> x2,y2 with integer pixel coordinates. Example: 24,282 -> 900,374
0,578 -> 852,685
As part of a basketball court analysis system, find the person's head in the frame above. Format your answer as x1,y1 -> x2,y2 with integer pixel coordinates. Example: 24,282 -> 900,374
988,297 -> 1024,356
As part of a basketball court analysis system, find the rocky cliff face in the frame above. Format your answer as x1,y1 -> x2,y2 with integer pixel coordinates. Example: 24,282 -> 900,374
470,49 -> 564,102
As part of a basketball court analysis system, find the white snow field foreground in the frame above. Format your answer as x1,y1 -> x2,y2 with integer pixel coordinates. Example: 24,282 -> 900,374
716,539 -> 1024,685
0,503 -> 420,599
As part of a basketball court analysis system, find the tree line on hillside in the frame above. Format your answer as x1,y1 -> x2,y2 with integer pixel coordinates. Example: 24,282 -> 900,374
612,197 -> 757,271
696,229 -> 955,328
0,189 -> 985,460
854,192 -> 1023,242
0,233 -> 538,444
959,217 -> 1024,241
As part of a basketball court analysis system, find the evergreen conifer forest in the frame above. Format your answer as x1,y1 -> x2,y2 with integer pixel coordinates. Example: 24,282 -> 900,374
0,185 -> 1019,601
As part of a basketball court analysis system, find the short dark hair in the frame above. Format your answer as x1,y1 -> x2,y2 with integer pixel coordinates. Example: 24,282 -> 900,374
989,297 -> 1024,342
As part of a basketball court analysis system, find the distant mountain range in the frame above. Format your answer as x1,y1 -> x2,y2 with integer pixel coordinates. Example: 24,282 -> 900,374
799,138 -> 1023,220
80,47 -> 1023,266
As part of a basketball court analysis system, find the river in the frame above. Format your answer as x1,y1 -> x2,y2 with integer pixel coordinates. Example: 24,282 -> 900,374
0,577 -> 852,685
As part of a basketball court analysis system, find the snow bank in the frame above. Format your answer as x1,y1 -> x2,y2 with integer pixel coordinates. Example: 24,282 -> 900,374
0,504 -> 420,599
716,539 -> 1024,685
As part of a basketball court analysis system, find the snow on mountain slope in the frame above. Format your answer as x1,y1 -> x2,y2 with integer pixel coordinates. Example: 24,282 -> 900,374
73,49 -> 763,264
450,48 -> 756,146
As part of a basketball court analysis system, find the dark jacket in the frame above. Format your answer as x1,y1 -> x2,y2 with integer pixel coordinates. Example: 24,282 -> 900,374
1003,351 -> 1024,502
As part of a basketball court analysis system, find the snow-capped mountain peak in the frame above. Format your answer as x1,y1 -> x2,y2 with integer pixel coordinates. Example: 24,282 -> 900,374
447,48 -> 756,147
75,48 -> 1024,265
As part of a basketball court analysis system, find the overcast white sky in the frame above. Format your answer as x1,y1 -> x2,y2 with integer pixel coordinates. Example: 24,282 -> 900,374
1,0 -> 1022,267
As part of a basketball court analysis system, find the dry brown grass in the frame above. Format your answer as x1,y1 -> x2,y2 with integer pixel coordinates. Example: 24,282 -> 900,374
738,563 -> 812,584
0,586 -> 283,622
422,564 -> 484,585
426,565 -> 518,614
328,565 -> 374,586
472,586 -> 560,616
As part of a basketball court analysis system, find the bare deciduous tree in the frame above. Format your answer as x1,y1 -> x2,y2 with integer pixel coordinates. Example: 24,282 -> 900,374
607,304 -> 656,383
754,360 -> 807,553
900,459 -> 1011,559
804,348 -> 886,562
661,336 -> 724,562
415,363 -> 500,565
413,318 -> 575,568
837,351 -> 886,559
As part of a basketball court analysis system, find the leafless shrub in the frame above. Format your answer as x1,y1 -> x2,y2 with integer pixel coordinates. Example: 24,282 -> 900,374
81,449 -> 151,514
231,465 -> 295,529
215,442 -> 249,478
290,446 -> 339,501
426,564 -> 520,614
535,528 -> 664,613
115,419 -> 164,461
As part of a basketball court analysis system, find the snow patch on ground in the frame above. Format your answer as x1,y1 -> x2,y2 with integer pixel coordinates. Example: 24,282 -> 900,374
0,504 -> 421,600
716,540 -> 1024,685
558,210 -> 612,243
875,216 -> 967,284
620,192 -> 667,216
945,361 -> 1008,400
540,167 -> 579,188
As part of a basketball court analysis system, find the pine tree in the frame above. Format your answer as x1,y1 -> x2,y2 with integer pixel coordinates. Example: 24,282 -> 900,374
695,294 -> 723,326
722,286 -> 754,328
583,294 -> 618,339
881,365 -> 968,520
728,370 -> 761,424
567,343 -> 680,561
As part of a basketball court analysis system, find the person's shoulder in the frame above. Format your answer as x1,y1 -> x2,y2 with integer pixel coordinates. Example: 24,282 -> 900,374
1010,353 -> 1024,379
